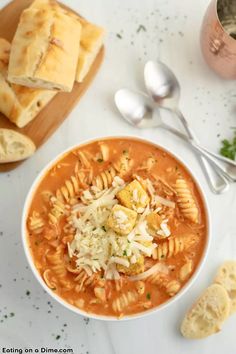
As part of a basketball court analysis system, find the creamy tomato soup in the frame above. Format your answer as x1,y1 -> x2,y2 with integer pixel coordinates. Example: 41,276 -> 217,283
26,138 -> 207,317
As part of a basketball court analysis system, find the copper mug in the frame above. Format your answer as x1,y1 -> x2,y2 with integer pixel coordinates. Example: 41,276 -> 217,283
200,0 -> 236,79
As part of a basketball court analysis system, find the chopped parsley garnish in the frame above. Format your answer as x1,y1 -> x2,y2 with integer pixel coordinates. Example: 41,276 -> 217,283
220,132 -> 236,160
97,158 -> 103,163
102,226 -> 106,232
123,250 -> 127,256
146,292 -> 151,300
116,33 -> 122,39
137,24 -> 147,33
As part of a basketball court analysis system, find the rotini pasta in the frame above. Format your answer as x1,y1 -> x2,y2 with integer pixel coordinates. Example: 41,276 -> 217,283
26,138 -> 207,317
179,260 -> 193,282
46,246 -> 71,289
113,150 -> 134,176
153,235 -> 197,261
147,272 -> 181,296
56,174 -> 81,204
112,290 -> 139,313
48,196 -> 68,225
28,211 -> 45,234
175,178 -> 199,223
92,166 -> 116,190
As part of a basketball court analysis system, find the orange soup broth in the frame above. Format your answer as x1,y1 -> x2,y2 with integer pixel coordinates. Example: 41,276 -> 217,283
26,138 -> 207,317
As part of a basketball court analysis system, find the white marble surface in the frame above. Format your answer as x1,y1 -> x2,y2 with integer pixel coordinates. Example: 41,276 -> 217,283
0,0 -> 236,353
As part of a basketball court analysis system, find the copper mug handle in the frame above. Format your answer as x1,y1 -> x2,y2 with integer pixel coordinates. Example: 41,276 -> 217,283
209,37 -> 224,54
200,0 -> 236,79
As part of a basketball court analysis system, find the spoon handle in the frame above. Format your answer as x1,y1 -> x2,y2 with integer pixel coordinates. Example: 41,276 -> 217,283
161,122 -> 230,188
173,109 -> 231,192
175,109 -> 236,181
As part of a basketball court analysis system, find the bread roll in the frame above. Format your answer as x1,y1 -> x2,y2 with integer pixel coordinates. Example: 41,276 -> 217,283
214,260 -> 236,314
8,5 -> 81,92
180,284 -> 230,339
0,128 -> 35,163
30,0 -> 105,83
76,18 -> 105,83
0,38 -> 56,128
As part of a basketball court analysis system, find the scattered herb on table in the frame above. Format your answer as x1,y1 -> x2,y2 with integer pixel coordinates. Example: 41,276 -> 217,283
116,33 -> 122,39
220,132 -> 236,160
26,290 -> 30,296
55,335 -> 61,340
137,24 -> 147,33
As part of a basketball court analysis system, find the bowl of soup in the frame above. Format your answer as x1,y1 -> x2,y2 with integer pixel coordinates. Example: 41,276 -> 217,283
22,137 -> 210,320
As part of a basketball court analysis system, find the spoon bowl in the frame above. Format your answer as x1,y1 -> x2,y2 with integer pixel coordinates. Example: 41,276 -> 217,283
115,89 -> 164,128
144,61 -> 180,110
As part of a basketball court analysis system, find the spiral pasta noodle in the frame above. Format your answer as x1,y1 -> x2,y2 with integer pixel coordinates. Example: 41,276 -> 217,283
113,150 -> 133,177
46,246 -> 71,289
28,211 -> 45,234
48,196 -> 68,225
175,178 -> 199,223
153,235 -> 197,261
92,151 -> 133,190
147,272 -> 181,296
112,290 -> 139,313
92,166 -> 116,190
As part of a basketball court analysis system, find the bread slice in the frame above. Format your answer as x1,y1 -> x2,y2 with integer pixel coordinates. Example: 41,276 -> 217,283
8,5 -> 81,92
214,261 -> 236,314
75,19 -> 105,83
180,284 -> 230,339
0,38 -> 56,128
0,129 -> 35,163
30,0 -> 105,83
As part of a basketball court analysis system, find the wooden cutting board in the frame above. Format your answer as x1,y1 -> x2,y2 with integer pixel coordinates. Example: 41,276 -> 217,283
0,0 -> 104,172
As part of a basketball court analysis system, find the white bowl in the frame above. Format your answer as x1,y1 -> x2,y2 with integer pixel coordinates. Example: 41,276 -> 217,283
22,136 -> 211,321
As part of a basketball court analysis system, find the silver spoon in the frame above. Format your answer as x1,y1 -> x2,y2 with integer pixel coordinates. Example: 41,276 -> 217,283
144,60 -> 236,190
114,89 -> 233,191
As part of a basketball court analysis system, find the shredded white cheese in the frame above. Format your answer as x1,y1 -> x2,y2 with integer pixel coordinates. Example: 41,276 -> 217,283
67,176 -> 171,278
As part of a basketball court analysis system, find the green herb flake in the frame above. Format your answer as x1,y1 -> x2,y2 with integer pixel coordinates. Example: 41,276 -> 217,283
220,132 -> 236,160
116,33 -> 122,39
146,292 -> 151,300
137,25 -> 147,33
123,250 -> 127,256
26,290 -> 30,296
97,158 -> 104,163
10,312 -> 15,317
56,335 -> 61,340
102,226 -> 106,232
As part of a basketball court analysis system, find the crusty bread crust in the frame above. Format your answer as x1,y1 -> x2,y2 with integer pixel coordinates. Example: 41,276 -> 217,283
30,0 -> 105,83
0,38 -> 56,128
181,284 -> 230,339
214,261 -> 236,314
8,5 -> 81,92
0,128 -> 35,163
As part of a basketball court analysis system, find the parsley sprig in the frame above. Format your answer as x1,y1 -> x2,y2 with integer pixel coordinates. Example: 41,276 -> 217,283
220,132 -> 236,161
